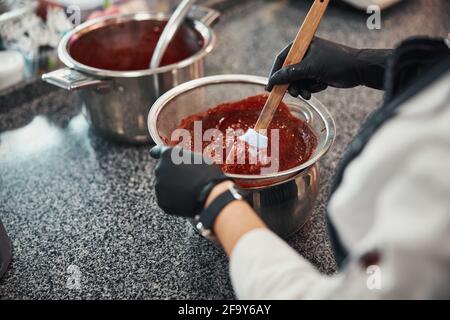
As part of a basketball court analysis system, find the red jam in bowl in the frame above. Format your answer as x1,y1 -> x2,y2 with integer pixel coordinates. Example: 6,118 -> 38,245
167,94 -> 318,175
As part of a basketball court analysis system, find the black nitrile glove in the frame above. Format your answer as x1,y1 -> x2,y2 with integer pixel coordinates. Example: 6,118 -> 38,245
150,146 -> 230,217
267,37 -> 393,99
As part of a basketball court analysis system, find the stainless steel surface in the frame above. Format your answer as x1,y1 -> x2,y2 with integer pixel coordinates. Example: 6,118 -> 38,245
42,8 -> 219,144
150,0 -> 197,69
56,9 -> 219,78
148,74 -> 334,237
246,164 -> 319,238
42,68 -> 109,90
195,167 -> 318,238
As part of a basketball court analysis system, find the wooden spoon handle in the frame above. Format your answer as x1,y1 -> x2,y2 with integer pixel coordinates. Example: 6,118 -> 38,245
254,0 -> 330,131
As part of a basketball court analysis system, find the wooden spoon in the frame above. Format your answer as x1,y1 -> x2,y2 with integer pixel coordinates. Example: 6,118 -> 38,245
240,0 -> 330,150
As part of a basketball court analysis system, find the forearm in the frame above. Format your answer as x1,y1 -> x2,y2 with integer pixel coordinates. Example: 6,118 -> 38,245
206,182 -> 326,299
207,182 -> 337,299
207,181 -> 267,256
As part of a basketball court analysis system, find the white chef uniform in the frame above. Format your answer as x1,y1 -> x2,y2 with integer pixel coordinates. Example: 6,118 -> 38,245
230,47 -> 450,300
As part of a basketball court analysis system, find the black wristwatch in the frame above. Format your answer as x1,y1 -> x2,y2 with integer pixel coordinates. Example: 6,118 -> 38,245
194,184 -> 243,240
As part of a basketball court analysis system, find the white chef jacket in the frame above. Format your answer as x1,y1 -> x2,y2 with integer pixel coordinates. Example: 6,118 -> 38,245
230,64 -> 450,299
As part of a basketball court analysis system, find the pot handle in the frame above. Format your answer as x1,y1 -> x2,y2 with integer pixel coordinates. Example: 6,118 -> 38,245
189,5 -> 221,27
42,68 -> 110,90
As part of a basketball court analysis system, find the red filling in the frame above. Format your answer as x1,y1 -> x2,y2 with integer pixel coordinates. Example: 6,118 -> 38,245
69,20 -> 203,71
167,94 -> 318,175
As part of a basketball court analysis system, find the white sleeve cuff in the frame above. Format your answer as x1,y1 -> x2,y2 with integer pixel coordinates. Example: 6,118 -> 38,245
230,228 -> 323,300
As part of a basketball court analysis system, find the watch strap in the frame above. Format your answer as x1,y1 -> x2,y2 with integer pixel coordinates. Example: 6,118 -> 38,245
195,185 -> 243,239
197,176 -> 231,209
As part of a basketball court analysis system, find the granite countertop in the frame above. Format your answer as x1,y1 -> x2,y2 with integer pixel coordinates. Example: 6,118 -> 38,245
0,0 -> 449,299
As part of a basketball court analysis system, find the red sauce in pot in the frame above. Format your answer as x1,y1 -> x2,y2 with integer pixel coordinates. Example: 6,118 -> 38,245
69,20 -> 204,71
168,94 -> 318,175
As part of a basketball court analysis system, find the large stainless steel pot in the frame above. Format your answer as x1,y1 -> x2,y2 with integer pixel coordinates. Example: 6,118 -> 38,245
42,7 -> 219,144
148,75 -> 335,237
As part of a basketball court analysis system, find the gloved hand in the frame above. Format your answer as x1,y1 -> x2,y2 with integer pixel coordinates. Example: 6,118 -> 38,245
267,37 -> 392,99
150,146 -> 230,217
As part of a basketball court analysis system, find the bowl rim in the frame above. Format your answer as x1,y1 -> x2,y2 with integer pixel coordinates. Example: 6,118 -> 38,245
148,74 -> 336,180
58,12 -> 216,78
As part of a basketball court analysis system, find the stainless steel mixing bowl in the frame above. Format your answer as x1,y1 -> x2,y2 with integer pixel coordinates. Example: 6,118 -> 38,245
148,75 -> 335,237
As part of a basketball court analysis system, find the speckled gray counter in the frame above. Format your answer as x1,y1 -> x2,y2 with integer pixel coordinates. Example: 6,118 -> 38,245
0,0 -> 449,299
